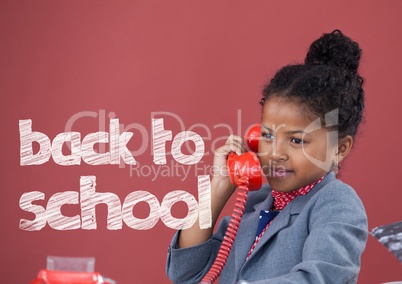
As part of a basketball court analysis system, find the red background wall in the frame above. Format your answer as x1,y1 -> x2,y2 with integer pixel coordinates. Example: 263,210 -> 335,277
1,1 -> 401,283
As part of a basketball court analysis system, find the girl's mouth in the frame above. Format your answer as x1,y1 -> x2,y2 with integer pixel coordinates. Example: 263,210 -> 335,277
269,167 -> 293,178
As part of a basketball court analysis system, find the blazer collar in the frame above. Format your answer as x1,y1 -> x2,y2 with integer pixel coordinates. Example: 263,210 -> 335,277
289,172 -> 336,214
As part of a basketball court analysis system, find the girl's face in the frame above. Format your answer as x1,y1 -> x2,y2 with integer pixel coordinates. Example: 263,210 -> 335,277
259,96 -> 338,192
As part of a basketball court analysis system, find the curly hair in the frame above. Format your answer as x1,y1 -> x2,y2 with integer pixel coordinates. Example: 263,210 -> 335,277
261,30 -> 365,139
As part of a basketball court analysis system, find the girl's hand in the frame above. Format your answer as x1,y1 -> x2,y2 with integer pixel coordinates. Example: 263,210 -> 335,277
212,135 -> 246,191
177,135 -> 246,249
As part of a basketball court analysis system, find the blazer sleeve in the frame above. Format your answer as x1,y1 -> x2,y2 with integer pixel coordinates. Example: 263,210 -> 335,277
240,181 -> 368,284
166,185 -> 271,284
166,217 -> 230,284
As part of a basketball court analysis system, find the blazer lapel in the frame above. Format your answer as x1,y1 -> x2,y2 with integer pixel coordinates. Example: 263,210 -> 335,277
247,203 -> 292,262
233,192 -> 274,273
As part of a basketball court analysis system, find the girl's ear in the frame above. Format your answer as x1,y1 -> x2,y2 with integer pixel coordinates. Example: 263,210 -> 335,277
336,135 -> 353,163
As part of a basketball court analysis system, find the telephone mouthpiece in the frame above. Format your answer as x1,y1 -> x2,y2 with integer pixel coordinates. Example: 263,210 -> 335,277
227,152 -> 262,191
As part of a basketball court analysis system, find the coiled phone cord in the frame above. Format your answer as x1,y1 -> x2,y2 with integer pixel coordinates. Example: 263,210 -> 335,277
200,176 -> 250,284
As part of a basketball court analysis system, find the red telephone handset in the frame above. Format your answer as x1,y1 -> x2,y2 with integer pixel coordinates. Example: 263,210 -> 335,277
201,124 -> 262,284
227,123 -> 262,190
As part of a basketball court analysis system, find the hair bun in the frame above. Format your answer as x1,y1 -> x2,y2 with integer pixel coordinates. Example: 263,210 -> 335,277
305,29 -> 361,72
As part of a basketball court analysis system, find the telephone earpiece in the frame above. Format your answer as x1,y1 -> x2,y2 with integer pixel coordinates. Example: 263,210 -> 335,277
245,123 -> 261,153
227,123 -> 262,191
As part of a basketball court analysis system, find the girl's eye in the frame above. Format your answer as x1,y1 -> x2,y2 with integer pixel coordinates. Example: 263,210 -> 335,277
290,138 -> 304,144
261,132 -> 275,140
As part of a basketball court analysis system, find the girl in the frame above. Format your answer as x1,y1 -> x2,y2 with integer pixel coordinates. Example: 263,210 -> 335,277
166,30 -> 368,284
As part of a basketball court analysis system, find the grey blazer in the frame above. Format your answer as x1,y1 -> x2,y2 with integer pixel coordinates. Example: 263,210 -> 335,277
166,172 -> 368,284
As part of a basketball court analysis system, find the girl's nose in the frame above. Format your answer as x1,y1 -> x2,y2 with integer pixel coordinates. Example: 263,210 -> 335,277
269,142 -> 288,161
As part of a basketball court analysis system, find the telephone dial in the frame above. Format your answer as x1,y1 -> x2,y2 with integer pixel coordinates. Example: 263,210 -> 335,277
201,124 -> 262,284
